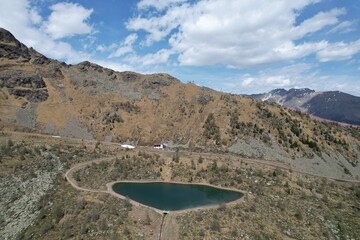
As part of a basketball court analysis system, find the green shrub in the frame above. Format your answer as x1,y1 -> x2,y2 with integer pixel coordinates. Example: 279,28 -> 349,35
40,222 -> 54,235
199,228 -> 205,237
99,219 -> 108,231
53,206 -> 64,223
295,209 -> 304,220
210,219 -> 221,232
231,227 -> 238,237
203,113 -> 221,144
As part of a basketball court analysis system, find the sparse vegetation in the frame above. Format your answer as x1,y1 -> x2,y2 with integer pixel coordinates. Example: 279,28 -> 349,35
1,27 -> 360,240
102,111 -> 123,124
203,113 -> 221,145
0,132 -> 359,240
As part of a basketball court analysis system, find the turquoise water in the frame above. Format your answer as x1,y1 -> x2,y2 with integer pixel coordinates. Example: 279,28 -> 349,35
112,182 -> 243,211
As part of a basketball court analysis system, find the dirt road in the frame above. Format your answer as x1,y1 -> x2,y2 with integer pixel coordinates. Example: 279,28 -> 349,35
5,130 -> 359,184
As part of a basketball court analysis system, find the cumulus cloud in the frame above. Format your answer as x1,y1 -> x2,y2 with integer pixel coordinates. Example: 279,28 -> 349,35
125,48 -> 174,66
127,0 -> 346,68
109,34 -> 138,58
0,0 -> 94,63
236,63 -> 314,90
0,0 -> 32,33
240,73 -> 292,89
223,62 -> 359,95
317,40 -> 360,62
126,3 -> 188,45
42,2 -> 93,39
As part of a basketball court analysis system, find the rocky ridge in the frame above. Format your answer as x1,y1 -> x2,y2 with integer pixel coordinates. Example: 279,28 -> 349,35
248,88 -> 360,126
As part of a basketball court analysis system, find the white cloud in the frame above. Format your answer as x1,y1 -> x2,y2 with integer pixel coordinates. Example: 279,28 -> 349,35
291,8 -> 345,38
126,3 -> 189,45
125,48 -> 174,66
109,34 -> 138,58
92,60 -> 133,72
123,34 -> 138,45
219,63 -> 360,96
137,0 -> 187,11
264,76 -> 291,87
0,0 -> 92,63
240,73 -> 293,89
29,8 -> 42,24
236,63 -> 315,90
127,0 -> 343,67
38,40 -> 90,63
329,21 -> 356,34
0,0 -> 31,32
317,40 -> 360,62
96,44 -> 107,52
241,77 -> 256,87
42,2 -> 93,39
305,76 -> 360,96
141,48 -> 174,65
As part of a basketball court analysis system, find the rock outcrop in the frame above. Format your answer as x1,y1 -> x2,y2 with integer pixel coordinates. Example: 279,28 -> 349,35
0,70 -> 48,102
0,28 -> 31,60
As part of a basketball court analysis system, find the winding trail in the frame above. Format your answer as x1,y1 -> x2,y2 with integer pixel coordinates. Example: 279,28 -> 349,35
7,130 -> 358,240
5,130 -> 360,184
64,149 -> 360,196
64,156 -> 114,194
3,130 -> 360,239
63,148 -> 360,240
7,128 -> 358,189
190,151 -> 360,183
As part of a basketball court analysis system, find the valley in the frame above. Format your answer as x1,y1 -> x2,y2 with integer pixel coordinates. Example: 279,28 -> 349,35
1,130 -> 360,239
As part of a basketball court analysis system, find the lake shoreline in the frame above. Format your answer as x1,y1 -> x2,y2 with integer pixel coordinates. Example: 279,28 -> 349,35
106,180 -> 247,215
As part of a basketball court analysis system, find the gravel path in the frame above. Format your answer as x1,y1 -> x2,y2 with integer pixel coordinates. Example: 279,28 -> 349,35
5,130 -> 358,185
64,156 -> 112,194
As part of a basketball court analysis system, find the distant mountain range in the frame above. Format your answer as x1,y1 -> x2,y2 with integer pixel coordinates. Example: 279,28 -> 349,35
247,88 -> 360,126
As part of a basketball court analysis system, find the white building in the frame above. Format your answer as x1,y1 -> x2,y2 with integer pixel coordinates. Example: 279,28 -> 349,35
153,144 -> 167,149
121,144 -> 135,149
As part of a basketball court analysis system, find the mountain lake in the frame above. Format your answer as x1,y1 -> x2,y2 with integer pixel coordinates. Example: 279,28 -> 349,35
112,182 -> 244,211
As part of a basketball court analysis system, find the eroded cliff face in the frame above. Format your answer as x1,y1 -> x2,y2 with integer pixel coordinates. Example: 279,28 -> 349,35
0,70 -> 48,102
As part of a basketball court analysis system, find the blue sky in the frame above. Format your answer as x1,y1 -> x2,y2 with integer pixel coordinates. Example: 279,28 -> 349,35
0,0 -> 360,96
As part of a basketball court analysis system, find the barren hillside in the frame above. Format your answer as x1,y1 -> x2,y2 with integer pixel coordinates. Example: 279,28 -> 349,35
1,27 -> 360,240
1,27 -> 360,180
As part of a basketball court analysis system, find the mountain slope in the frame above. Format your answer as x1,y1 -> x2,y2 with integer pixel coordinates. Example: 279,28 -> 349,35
305,91 -> 360,126
248,88 -> 360,126
2,28 -> 360,240
1,27 -> 360,180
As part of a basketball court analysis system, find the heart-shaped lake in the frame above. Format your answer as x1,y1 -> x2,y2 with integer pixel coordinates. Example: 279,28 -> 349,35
112,182 -> 243,211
